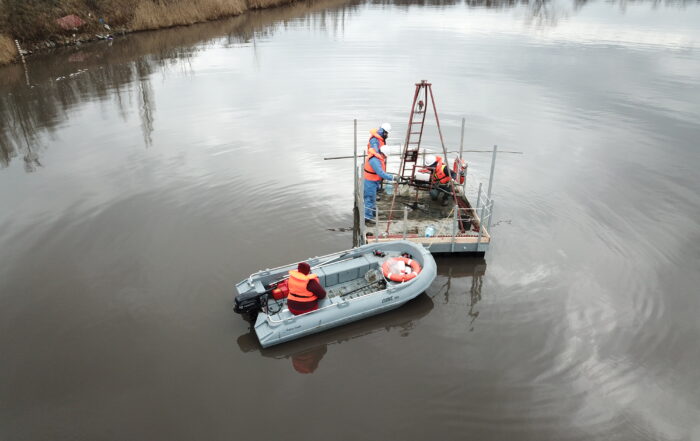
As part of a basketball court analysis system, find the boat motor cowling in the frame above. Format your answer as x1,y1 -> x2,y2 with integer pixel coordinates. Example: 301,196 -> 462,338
233,291 -> 267,315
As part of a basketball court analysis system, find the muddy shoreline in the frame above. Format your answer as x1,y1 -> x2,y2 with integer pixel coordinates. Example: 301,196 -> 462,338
0,0 -> 315,66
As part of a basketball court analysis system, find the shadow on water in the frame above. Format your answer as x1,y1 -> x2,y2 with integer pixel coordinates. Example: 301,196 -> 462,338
236,254 -> 486,374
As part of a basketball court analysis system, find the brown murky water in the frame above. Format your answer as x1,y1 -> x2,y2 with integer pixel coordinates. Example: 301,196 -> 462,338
2,1 -> 700,439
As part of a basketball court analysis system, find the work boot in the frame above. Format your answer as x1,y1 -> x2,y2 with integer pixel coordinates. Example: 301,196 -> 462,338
365,218 -> 376,226
429,188 -> 439,201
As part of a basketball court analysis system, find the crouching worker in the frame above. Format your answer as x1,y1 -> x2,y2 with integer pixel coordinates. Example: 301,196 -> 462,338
287,262 -> 327,315
427,155 -> 458,206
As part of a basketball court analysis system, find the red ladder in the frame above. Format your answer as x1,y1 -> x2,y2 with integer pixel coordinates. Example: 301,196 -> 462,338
386,80 -> 460,232
398,81 -> 430,180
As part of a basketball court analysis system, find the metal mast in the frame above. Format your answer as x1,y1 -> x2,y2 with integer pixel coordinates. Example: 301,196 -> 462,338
386,80 -> 458,231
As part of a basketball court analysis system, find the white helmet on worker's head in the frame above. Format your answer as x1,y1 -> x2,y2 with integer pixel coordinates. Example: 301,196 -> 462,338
380,122 -> 392,133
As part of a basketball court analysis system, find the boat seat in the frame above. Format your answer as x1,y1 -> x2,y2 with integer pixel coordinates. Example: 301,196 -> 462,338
315,256 -> 377,288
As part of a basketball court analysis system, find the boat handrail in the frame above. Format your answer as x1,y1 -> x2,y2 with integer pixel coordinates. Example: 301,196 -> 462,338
248,249 -> 360,279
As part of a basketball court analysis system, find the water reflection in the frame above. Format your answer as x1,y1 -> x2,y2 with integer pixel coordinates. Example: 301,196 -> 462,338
135,59 -> 156,147
0,0 -> 361,169
433,256 -> 487,330
4,0 -> 693,171
1,0 -> 698,438
527,0 -> 566,26
237,294 -> 435,374
237,256 -> 486,374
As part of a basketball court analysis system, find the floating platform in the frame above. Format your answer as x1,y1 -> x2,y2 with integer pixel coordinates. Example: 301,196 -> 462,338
349,80 -> 498,255
354,163 -> 494,254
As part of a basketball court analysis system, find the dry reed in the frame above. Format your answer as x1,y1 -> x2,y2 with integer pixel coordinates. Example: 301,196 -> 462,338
0,0 -> 316,65
247,0 -> 297,9
130,0 -> 248,31
0,35 -> 17,65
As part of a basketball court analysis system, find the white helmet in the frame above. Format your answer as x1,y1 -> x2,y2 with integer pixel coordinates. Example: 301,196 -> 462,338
380,122 -> 392,133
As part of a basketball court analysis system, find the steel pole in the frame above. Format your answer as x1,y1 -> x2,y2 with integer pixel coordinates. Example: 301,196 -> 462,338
375,215 -> 380,243
403,206 -> 408,239
451,204 -> 458,252
460,117 -> 467,196
353,119 -> 358,210
355,120 -> 367,244
487,145 -> 498,201
474,183 -> 483,251
360,183 -> 366,245
475,182 -> 482,214
459,117 -> 465,160
487,200 -> 494,234
476,205 -> 485,252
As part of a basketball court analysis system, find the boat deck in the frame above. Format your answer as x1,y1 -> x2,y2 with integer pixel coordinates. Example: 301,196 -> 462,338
260,255 -> 397,322
359,180 -> 491,254
243,240 -> 437,347
263,275 -> 384,320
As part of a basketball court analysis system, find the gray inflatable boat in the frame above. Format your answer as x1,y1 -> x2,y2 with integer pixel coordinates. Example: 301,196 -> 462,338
233,240 -> 437,348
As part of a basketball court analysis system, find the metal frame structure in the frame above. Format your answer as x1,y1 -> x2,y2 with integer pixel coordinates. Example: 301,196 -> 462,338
352,127 -> 498,254
387,80 -> 460,230
350,80 -> 499,254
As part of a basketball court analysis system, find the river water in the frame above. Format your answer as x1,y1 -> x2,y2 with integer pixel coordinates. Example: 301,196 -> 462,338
1,0 -> 699,439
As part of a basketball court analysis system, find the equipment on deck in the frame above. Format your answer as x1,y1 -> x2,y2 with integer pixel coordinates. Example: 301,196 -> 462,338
453,157 -> 467,184
382,256 -> 421,283
385,80 -> 460,230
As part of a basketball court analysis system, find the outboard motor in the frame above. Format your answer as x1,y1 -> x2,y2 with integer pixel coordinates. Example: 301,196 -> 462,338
233,291 -> 267,317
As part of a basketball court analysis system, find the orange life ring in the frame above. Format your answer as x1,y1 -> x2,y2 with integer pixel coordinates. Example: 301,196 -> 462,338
382,257 -> 421,283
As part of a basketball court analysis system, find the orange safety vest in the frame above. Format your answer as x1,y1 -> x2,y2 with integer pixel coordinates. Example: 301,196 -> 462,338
367,128 -> 386,152
287,270 -> 319,303
363,146 -> 387,182
433,161 -> 451,184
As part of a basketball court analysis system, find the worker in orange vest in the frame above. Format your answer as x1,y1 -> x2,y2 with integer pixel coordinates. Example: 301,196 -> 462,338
427,155 -> 456,206
287,262 -> 327,315
364,123 -> 397,223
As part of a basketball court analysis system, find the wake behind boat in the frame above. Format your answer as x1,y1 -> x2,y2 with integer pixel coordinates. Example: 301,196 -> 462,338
233,240 -> 437,348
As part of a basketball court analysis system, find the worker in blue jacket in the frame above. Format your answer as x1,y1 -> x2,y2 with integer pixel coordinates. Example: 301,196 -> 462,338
364,123 -> 397,223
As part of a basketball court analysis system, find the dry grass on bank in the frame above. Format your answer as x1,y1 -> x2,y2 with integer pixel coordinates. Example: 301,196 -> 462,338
0,35 -> 17,65
130,0 -> 248,31
1,0 -> 256,41
247,0 -> 298,9
2,0 -> 119,41
0,0 -> 311,65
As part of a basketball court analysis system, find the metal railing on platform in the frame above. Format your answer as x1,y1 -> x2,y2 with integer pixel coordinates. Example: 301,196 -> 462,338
351,119 -> 497,252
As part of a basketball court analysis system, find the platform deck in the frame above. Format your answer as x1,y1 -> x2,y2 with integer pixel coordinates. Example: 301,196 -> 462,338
362,181 -> 491,254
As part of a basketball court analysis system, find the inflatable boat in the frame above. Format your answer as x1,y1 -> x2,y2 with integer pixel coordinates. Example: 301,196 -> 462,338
233,240 -> 437,348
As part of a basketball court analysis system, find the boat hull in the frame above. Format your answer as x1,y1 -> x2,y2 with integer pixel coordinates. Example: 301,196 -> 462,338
234,240 -> 436,348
